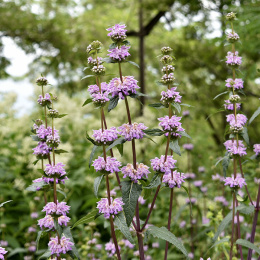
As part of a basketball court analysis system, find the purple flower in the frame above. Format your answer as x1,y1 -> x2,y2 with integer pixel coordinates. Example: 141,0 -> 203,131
150,155 -> 177,174
107,24 -> 127,41
214,196 -> 229,206
158,115 -> 185,137
182,110 -> 190,116
202,217 -> 210,225
162,170 -> 186,188
201,187 -> 208,193
226,113 -> 247,132
0,241 -> 8,247
92,156 -> 121,174
160,73 -> 175,84
105,241 -> 121,257
179,220 -> 186,228
183,143 -> 194,151
253,144 -> 260,156
194,180 -> 203,187
226,51 -> 242,66
42,201 -> 70,216
44,162 -> 67,177
58,215 -> 70,226
38,215 -> 54,229
0,247 -> 7,260
118,123 -> 147,141
36,76 -> 48,86
234,215 -> 244,224
28,242 -> 36,252
48,235 -> 74,256
87,238 -> 97,245
162,65 -> 175,73
92,127 -> 118,145
28,226 -> 36,233
92,92 -> 110,106
46,135 -> 60,148
37,93 -> 52,106
227,32 -> 240,42
224,140 -> 247,156
188,253 -> 194,259
198,166 -> 205,173
224,100 -> 241,110
186,197 -> 197,204
108,76 -> 140,99
212,173 -> 224,181
160,87 -> 182,104
138,196 -> 146,205
224,175 -> 246,188
30,212 -> 38,219
88,82 -> 108,95
42,176 -> 68,185
225,78 -> 244,89
152,242 -> 159,248
121,163 -> 150,182
122,239 -> 135,249
108,46 -> 130,61
185,172 -> 196,179
33,142 -> 52,158
87,56 -> 103,66
36,125 -> 59,141
97,198 -> 124,219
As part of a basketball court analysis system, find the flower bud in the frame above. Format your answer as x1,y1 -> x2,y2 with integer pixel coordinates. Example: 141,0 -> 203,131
162,65 -> 175,73
91,65 -> 106,75
35,119 -> 43,126
161,46 -> 173,55
160,73 -> 175,84
230,125 -> 243,134
48,109 -> 59,118
229,94 -> 241,103
36,76 -> 48,86
86,41 -> 102,53
227,32 -> 240,43
226,12 -> 236,21
46,135 -> 60,148
160,55 -> 173,65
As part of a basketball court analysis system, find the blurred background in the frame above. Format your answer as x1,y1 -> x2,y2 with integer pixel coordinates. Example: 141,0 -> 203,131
0,0 -> 259,259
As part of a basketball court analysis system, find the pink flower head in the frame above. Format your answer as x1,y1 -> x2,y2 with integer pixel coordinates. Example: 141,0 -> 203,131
224,100 -> 241,110
118,122 -> 147,141
150,155 -> 177,174
0,247 -> 7,260
105,241 -> 121,257
42,201 -> 70,216
121,163 -> 150,182
194,180 -> 203,187
37,93 -> 52,106
107,24 -> 127,41
44,162 -> 67,177
92,92 -> 110,106
185,172 -> 196,180
48,235 -> 74,256
33,142 -> 52,158
88,82 -> 108,95
138,196 -> 146,205
224,175 -> 246,188
108,46 -> 130,61
226,114 -> 247,128
158,115 -> 185,138
162,170 -> 186,188
160,87 -> 182,104
58,215 -> 70,226
225,78 -> 244,89
224,140 -> 247,156
108,76 -> 140,99
92,156 -> 121,174
36,125 -> 59,141
38,215 -> 54,229
227,32 -> 240,42
214,196 -> 229,206
253,144 -> 260,156
183,143 -> 194,151
92,127 -> 118,145
226,51 -> 242,66
97,198 -> 124,219
212,173 -> 224,181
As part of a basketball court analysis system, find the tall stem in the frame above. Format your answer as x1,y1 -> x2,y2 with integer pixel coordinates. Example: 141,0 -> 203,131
229,192 -> 236,260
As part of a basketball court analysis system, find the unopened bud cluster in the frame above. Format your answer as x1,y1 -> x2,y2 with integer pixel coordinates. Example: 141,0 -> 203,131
36,76 -> 48,86
161,46 -> 173,55
226,12 -> 236,21
91,65 -> 106,75
86,40 -> 102,53
229,94 -> 240,103
48,109 -> 59,118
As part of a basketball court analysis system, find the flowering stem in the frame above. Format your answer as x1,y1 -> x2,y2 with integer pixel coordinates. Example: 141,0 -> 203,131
164,188 -> 174,260
135,202 -> 145,260
235,199 -> 243,260
247,183 -> 260,260
229,192 -> 236,260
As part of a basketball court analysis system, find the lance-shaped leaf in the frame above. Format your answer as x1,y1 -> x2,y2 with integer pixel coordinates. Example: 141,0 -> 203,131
106,137 -> 126,153
108,96 -> 119,112
148,103 -> 165,109
172,103 -> 181,113
36,229 -> 51,251
54,149 -> 69,154
148,226 -> 188,257
169,139 -> 181,156
222,155 -> 230,177
207,237 -> 229,253
249,107 -> 260,125
126,60 -> 140,68
54,218 -> 62,237
89,145 -> 98,168
114,212 -> 135,244
94,175 -> 104,198
31,135 -> 40,142
82,98 -> 93,107
56,114 -> 68,118
62,226 -> 81,259
81,75 -> 95,80
213,91 -> 229,100
86,132 -> 96,145
26,181 -> 48,192
143,128 -> 164,136
143,174 -> 161,189
240,127 -> 249,145
178,131 -> 192,139
38,250 -> 52,259
71,210 -> 99,229
0,200 -> 12,208
236,239 -> 260,255
121,180 -> 142,226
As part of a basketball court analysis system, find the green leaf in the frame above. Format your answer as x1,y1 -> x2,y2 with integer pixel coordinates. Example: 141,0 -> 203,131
143,128 -> 164,136
236,194 -> 248,202
121,180 -> 142,226
33,159 -> 39,165
249,107 -> 260,124
0,200 -> 12,207
62,226 -> 81,259
37,169 -> 45,175
54,218 -> 62,237
178,131 -> 192,139
31,135 -> 40,141
116,143 -> 124,156
81,75 -> 95,80
82,98 -> 93,107
143,174 -> 161,189
56,189 -> 67,198
36,230 -> 50,251
222,155 -> 230,177
86,132 -> 96,145
103,57 -> 117,63
54,149 -> 69,154
236,239 -> 260,255
106,137 -> 126,153
180,103 -> 193,107
94,175 -> 104,198
237,204 -> 254,215
143,135 -> 156,143
71,210 -> 99,229
38,250 -> 52,259
109,42 -> 118,49
89,145 -> 98,168
169,139 -> 181,156
208,237 -> 229,251
114,212 -> 135,244
240,127 -> 249,145
26,181 -> 48,192
122,40 -> 131,46
213,91 -> 229,100
172,103 -> 181,113
108,96 -> 119,112
148,226 -> 188,257
148,103 -> 165,108
181,185 -> 192,216
57,114 -> 68,118
7,248 -> 28,258
127,60 -> 140,68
